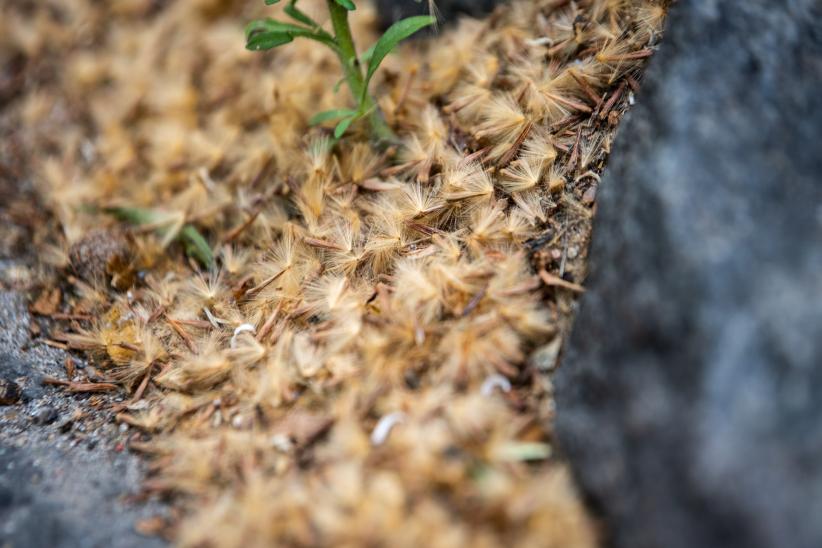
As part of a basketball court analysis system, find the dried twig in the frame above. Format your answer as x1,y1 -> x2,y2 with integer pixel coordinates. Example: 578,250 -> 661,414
499,122 -> 533,167
599,80 -> 627,120
165,315 -> 197,353
42,376 -> 119,393
222,209 -> 261,244
538,269 -> 585,293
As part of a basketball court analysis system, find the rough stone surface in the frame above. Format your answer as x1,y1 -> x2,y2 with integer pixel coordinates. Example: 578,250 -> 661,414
556,2 -> 822,548
375,0 -> 503,27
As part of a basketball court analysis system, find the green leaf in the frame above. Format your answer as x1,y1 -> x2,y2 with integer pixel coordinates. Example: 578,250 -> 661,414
244,19 -> 315,39
246,31 -> 294,51
284,1 -> 315,27
309,108 -> 357,126
334,115 -> 357,139
180,225 -> 215,267
334,0 -> 356,10
104,207 -> 213,268
264,0 -> 281,4
104,206 -> 159,225
360,42 -> 376,65
284,1 -> 331,36
244,19 -> 271,38
361,15 -> 435,103
245,18 -> 336,50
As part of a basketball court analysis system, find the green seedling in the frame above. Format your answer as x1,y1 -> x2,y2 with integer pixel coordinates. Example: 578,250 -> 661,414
105,206 -> 214,268
246,0 -> 435,142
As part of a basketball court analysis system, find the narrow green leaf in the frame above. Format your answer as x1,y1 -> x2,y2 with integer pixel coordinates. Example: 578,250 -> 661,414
361,15 -> 435,101
334,116 -> 356,139
245,18 -> 336,49
264,0 -> 281,4
360,42 -> 376,65
104,206 -> 159,225
180,225 -> 214,267
284,1 -> 315,28
246,31 -> 293,51
104,207 -> 213,268
245,19 -> 307,38
309,108 -> 357,126
244,19 -> 268,38
284,1 -> 330,36
334,0 -> 356,10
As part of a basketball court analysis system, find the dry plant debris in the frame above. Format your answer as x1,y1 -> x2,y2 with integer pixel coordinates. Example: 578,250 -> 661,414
1,0 -> 666,545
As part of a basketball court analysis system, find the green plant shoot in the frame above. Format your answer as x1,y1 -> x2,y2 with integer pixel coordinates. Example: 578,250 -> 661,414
246,0 -> 435,142
105,206 -> 214,268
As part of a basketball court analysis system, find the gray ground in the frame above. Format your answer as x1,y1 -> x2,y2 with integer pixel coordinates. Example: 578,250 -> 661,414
0,261 -> 167,548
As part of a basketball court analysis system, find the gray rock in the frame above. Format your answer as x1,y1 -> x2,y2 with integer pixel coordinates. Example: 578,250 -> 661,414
0,377 -> 21,405
1,353 -> 46,402
32,406 -> 58,425
375,0 -> 503,27
555,2 -> 822,548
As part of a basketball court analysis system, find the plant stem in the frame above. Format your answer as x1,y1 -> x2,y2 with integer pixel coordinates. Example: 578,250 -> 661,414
326,0 -> 395,143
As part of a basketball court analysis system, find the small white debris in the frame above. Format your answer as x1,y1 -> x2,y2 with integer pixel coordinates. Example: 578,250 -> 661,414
230,323 -> 256,349
494,442 -> 552,462
567,245 -> 580,260
204,307 -> 229,329
370,412 -> 406,446
270,434 -> 293,452
481,374 -> 512,396
532,337 -> 563,372
80,139 -> 96,163
198,167 -> 217,190
525,37 -> 552,47
127,400 -> 149,411
628,92 -> 636,106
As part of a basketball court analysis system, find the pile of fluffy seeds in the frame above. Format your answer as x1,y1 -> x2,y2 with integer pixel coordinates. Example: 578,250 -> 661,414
2,0 -> 665,545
